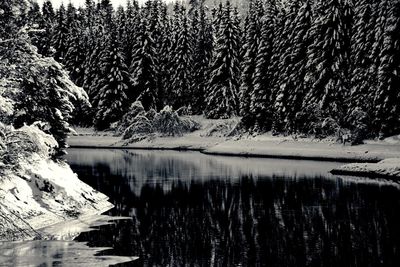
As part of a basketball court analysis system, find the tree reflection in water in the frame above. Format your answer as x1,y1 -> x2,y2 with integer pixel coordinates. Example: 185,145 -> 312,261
71,160 -> 400,267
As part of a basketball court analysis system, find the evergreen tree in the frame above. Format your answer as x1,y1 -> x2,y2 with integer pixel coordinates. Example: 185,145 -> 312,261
205,1 -> 241,119
274,0 -> 313,133
191,5 -> 213,113
37,0 -> 55,56
0,0 -> 28,39
52,4 -> 68,62
93,28 -> 130,130
170,9 -> 194,109
121,0 -> 140,68
374,0 -> 400,137
303,0 -> 352,129
249,2 -> 277,131
347,0 -> 376,139
130,18 -> 158,110
26,0 -> 41,26
239,0 -> 264,128
157,5 -> 173,109
64,18 -> 86,86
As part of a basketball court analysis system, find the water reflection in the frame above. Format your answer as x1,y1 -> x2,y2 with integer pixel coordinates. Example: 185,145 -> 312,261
66,149 -> 400,267
0,240 -> 137,267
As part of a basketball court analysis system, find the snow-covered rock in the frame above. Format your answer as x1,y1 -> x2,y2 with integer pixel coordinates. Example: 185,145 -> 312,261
331,158 -> 400,178
0,123 -> 111,241
0,156 -> 112,241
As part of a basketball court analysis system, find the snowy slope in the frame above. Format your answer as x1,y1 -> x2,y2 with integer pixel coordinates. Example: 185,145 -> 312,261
0,156 -> 112,241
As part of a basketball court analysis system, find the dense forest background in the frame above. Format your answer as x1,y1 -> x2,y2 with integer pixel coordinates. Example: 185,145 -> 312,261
15,0 -> 400,142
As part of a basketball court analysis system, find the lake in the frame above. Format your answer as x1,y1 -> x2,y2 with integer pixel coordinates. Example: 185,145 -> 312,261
3,149 -> 400,266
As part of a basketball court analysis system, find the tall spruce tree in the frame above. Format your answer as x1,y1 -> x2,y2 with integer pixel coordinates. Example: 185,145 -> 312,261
303,0 -> 352,129
191,5 -> 213,113
93,27 -> 130,129
170,9 -> 194,109
347,0 -> 376,139
64,18 -> 86,86
205,1 -> 241,119
29,0 -> 54,56
122,0 -> 140,68
374,0 -> 400,137
248,2 -> 277,131
239,0 -> 264,128
130,18 -> 158,110
52,4 -> 68,62
274,0 -> 312,133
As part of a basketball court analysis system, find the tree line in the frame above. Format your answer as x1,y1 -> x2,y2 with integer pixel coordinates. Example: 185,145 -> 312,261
26,0 -> 400,141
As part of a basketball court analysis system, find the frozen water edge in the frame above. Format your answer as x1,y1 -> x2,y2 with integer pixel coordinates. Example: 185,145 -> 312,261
331,158 -> 400,179
0,155 -> 121,242
0,155 -> 137,265
0,240 -> 138,267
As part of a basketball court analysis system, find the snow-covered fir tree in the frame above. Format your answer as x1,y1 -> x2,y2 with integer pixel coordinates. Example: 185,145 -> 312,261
170,8 -> 194,109
374,0 -> 400,137
121,0 -> 140,68
274,0 -> 312,133
239,0 -> 264,129
28,0 -> 54,56
248,2 -> 277,132
347,0 -> 376,139
93,27 -> 130,129
64,18 -> 85,86
130,18 -> 158,110
52,4 -> 68,62
303,0 -> 352,129
205,1 -> 241,119
190,4 -> 213,114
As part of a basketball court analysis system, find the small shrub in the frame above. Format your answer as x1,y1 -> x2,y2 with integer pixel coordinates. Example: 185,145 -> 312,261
153,106 -> 184,136
122,115 -> 153,140
153,106 -> 200,137
116,101 -> 146,135
0,122 -> 57,166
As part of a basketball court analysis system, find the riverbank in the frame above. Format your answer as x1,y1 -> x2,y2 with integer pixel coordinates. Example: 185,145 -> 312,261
69,127 -> 400,163
68,122 -> 400,179
0,156 -> 113,241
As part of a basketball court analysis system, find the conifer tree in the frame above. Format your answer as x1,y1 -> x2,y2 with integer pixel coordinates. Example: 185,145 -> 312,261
239,0 -> 264,128
274,0 -> 312,133
52,4 -> 68,62
347,0 -> 376,138
39,0 -> 55,56
303,0 -> 352,128
64,19 -> 86,86
122,0 -> 140,68
157,5 -> 173,109
93,27 -> 130,129
374,0 -> 400,137
28,0 -> 54,56
191,5 -> 213,113
205,1 -> 241,119
170,10 -> 194,109
130,18 -> 158,110
249,2 -> 277,131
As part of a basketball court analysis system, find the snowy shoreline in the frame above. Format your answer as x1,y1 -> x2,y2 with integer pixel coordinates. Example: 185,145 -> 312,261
0,157 -> 113,242
68,124 -> 400,180
68,131 -> 400,163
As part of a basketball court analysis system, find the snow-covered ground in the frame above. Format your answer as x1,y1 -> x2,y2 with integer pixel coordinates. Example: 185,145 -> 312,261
69,117 -> 400,163
331,158 -> 400,179
68,117 -> 400,179
0,155 -> 112,241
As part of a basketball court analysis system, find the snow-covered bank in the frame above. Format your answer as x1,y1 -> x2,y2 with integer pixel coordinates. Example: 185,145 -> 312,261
69,121 -> 400,163
0,156 -> 112,241
331,158 -> 400,179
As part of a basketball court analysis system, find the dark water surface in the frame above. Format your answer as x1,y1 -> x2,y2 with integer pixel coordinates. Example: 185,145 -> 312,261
65,149 -> 400,267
